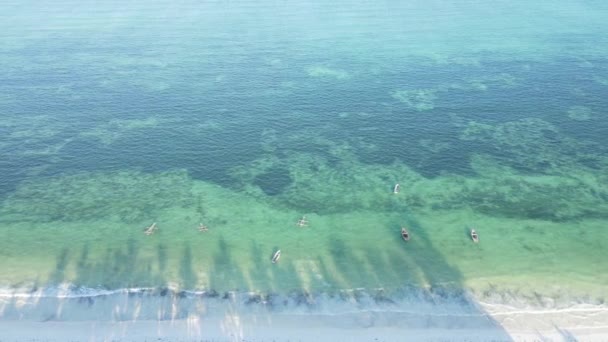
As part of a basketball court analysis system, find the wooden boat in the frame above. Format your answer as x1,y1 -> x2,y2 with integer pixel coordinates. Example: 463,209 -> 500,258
296,216 -> 308,227
271,249 -> 281,263
393,183 -> 400,194
401,227 -> 410,241
144,222 -> 157,235
470,229 -> 479,243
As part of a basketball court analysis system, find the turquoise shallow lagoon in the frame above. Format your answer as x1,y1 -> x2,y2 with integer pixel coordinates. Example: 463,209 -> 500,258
0,0 -> 607,310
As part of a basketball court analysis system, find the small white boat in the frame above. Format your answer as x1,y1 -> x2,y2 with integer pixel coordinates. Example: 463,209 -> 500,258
401,227 -> 410,242
470,229 -> 479,243
296,216 -> 308,227
393,183 -> 400,194
271,249 -> 281,263
144,222 -> 157,235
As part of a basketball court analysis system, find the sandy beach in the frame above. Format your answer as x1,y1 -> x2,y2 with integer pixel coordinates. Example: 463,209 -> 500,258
1,287 -> 607,341
0,320 -> 515,342
1,309 -> 607,341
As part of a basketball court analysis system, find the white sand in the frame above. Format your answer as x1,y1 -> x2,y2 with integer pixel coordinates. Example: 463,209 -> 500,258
0,315 -> 607,342
0,320 -> 509,342
0,289 -> 607,341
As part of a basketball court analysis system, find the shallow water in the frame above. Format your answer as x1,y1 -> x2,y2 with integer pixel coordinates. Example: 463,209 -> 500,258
0,0 -> 607,308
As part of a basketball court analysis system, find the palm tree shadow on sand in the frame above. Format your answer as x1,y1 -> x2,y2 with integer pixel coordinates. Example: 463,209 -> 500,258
307,211 -> 516,340
0,216 -> 525,340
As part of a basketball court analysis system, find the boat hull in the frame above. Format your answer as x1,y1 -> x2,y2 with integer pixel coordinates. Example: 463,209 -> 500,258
271,250 -> 281,263
401,228 -> 410,241
470,230 -> 479,243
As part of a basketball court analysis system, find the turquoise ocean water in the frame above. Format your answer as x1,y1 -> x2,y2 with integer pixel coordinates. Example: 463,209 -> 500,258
0,0 -> 607,323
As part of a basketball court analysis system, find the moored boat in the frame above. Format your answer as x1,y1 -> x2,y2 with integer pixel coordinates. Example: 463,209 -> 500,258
401,227 -> 410,241
144,222 -> 157,235
393,183 -> 400,194
296,216 -> 308,227
272,249 -> 281,263
470,229 -> 479,243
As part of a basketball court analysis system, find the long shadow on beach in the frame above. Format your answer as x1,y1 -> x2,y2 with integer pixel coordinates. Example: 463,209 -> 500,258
249,240 -> 270,289
179,244 -> 197,289
327,235 -> 366,284
209,235 -> 246,292
69,238 -> 162,288
305,205 -> 514,339
157,243 -> 168,273
48,248 -> 69,284
400,215 -> 464,284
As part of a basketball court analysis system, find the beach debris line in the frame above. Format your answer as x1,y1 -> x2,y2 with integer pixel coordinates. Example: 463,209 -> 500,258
401,227 -> 410,241
144,222 -> 158,235
271,249 -> 281,263
393,183 -> 400,194
198,223 -> 209,232
470,228 -> 479,243
296,216 -> 308,227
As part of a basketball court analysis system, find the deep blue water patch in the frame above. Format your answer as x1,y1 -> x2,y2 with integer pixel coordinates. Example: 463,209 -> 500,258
253,166 -> 293,196
1,35 -> 608,194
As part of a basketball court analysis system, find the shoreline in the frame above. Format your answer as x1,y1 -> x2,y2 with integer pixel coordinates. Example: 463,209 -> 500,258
1,284 -> 607,341
2,281 -> 605,309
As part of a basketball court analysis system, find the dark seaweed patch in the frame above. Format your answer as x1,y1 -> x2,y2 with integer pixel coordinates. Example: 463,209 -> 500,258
253,166 -> 292,196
